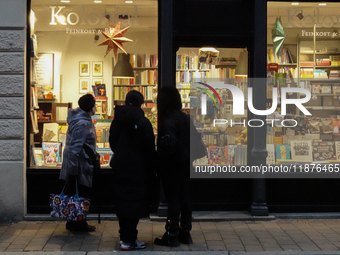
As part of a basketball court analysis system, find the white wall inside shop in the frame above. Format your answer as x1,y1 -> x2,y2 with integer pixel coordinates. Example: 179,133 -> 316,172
36,30 -> 157,115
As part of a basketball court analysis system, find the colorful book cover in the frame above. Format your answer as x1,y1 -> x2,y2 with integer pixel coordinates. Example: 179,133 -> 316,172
96,148 -> 113,166
275,145 -> 291,160
42,142 -> 61,164
312,141 -> 336,161
208,146 -> 228,165
58,125 -> 68,143
32,147 -> 44,166
227,145 -> 235,165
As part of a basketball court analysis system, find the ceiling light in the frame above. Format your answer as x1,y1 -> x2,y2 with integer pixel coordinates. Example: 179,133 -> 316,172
113,53 -> 134,78
60,0 -> 70,2
291,2 -> 299,5
235,50 -> 248,77
125,1 -> 133,3
94,0 -> 102,3
319,3 -> 327,5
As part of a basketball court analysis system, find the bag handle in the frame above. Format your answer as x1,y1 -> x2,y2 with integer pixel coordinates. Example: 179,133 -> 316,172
59,182 -> 67,199
73,179 -> 80,201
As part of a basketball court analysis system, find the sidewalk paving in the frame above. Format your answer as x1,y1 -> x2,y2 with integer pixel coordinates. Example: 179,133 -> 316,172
1,217 -> 340,254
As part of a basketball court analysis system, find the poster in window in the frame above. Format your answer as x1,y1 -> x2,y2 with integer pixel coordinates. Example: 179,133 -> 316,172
34,53 -> 54,88
92,61 -> 103,77
79,61 -> 90,76
79,78 -> 90,94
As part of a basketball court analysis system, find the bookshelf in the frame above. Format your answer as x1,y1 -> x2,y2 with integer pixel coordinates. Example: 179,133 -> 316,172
112,67 -> 157,113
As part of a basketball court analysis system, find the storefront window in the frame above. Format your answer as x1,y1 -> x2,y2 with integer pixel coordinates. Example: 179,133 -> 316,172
176,47 -> 248,166
267,2 -> 340,164
29,1 -> 158,167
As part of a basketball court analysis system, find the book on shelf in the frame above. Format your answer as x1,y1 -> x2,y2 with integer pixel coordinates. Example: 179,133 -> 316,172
96,148 -> 113,166
312,141 -> 336,161
42,142 -> 61,165
275,144 -> 291,161
208,146 -> 228,165
290,140 -> 313,162
30,111 -> 39,134
43,123 -> 59,142
267,48 -> 294,64
32,147 -> 44,166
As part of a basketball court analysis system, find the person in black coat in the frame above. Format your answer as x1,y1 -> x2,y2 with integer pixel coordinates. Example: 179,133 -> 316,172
154,87 -> 193,247
109,90 -> 155,251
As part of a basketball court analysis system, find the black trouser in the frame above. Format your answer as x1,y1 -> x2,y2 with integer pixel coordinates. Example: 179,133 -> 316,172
118,217 -> 139,243
161,167 -> 192,234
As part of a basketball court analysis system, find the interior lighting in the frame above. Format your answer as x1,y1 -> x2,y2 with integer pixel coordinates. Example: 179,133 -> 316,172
56,14 -> 67,24
112,53 -> 134,78
94,0 -> 102,3
60,0 -> 70,3
291,2 -> 299,5
319,3 -> 327,5
125,1 -> 133,3
235,50 -> 248,77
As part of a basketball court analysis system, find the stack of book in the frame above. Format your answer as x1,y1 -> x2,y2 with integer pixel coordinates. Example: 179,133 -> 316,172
313,69 -> 328,78
316,58 -> 331,66
330,55 -> 340,66
330,70 -> 340,78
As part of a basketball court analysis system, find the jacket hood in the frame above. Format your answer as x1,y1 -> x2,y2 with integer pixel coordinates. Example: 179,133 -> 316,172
114,105 -> 144,127
67,108 -> 92,125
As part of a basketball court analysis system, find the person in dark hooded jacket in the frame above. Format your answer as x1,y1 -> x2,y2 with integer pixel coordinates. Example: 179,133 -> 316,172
154,86 -> 193,247
60,93 -> 98,232
109,90 -> 155,250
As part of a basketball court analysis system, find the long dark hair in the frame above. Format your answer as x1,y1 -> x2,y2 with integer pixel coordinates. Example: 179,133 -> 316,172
157,86 -> 182,116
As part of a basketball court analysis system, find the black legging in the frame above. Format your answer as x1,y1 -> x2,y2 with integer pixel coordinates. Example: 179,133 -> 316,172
161,164 -> 192,232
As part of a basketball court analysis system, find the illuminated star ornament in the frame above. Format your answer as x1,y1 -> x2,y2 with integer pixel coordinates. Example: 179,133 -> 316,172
98,19 -> 133,58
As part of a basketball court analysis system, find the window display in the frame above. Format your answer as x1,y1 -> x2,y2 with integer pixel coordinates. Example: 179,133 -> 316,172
176,47 -> 248,166
267,1 -> 340,164
29,1 -> 158,167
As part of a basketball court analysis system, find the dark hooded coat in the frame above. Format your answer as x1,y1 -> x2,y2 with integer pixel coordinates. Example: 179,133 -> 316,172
60,108 -> 96,187
109,105 -> 155,219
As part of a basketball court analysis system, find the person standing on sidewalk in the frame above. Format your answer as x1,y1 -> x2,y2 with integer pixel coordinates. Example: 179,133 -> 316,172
154,87 -> 193,247
60,93 -> 98,232
109,90 -> 155,250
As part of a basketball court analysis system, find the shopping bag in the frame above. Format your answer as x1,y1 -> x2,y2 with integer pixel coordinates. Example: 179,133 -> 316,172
49,179 -> 91,221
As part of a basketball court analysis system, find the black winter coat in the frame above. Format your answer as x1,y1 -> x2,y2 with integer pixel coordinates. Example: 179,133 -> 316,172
109,105 -> 155,219
157,110 -> 191,174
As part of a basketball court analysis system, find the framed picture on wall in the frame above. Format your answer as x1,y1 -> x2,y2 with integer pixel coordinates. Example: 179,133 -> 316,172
92,61 -> 103,77
92,78 -> 103,85
79,78 -> 90,94
79,61 -> 90,76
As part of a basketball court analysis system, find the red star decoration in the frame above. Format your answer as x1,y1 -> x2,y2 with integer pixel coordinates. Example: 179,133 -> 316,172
98,19 -> 133,58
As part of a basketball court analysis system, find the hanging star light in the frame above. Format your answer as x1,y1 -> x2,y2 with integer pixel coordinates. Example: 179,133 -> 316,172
272,16 -> 286,56
98,19 -> 133,58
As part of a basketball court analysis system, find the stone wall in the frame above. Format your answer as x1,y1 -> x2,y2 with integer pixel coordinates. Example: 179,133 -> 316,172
0,0 -> 27,221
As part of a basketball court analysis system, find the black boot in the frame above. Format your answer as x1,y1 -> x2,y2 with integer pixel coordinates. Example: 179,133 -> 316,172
179,220 -> 193,244
154,219 -> 180,247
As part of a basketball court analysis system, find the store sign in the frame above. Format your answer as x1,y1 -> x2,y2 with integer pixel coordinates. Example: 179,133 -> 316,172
49,6 -> 132,26
286,8 -> 340,28
199,82 -> 311,116
301,30 -> 339,37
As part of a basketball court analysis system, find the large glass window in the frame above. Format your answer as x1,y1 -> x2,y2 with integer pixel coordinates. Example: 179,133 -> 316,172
176,47 -> 248,167
29,1 -> 158,167
267,2 -> 340,165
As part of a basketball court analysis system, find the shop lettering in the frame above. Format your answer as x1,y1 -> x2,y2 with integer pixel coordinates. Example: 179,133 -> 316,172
301,30 -> 339,37
213,119 -> 298,128
287,8 -> 340,28
200,84 -> 311,116
49,6 -> 131,26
